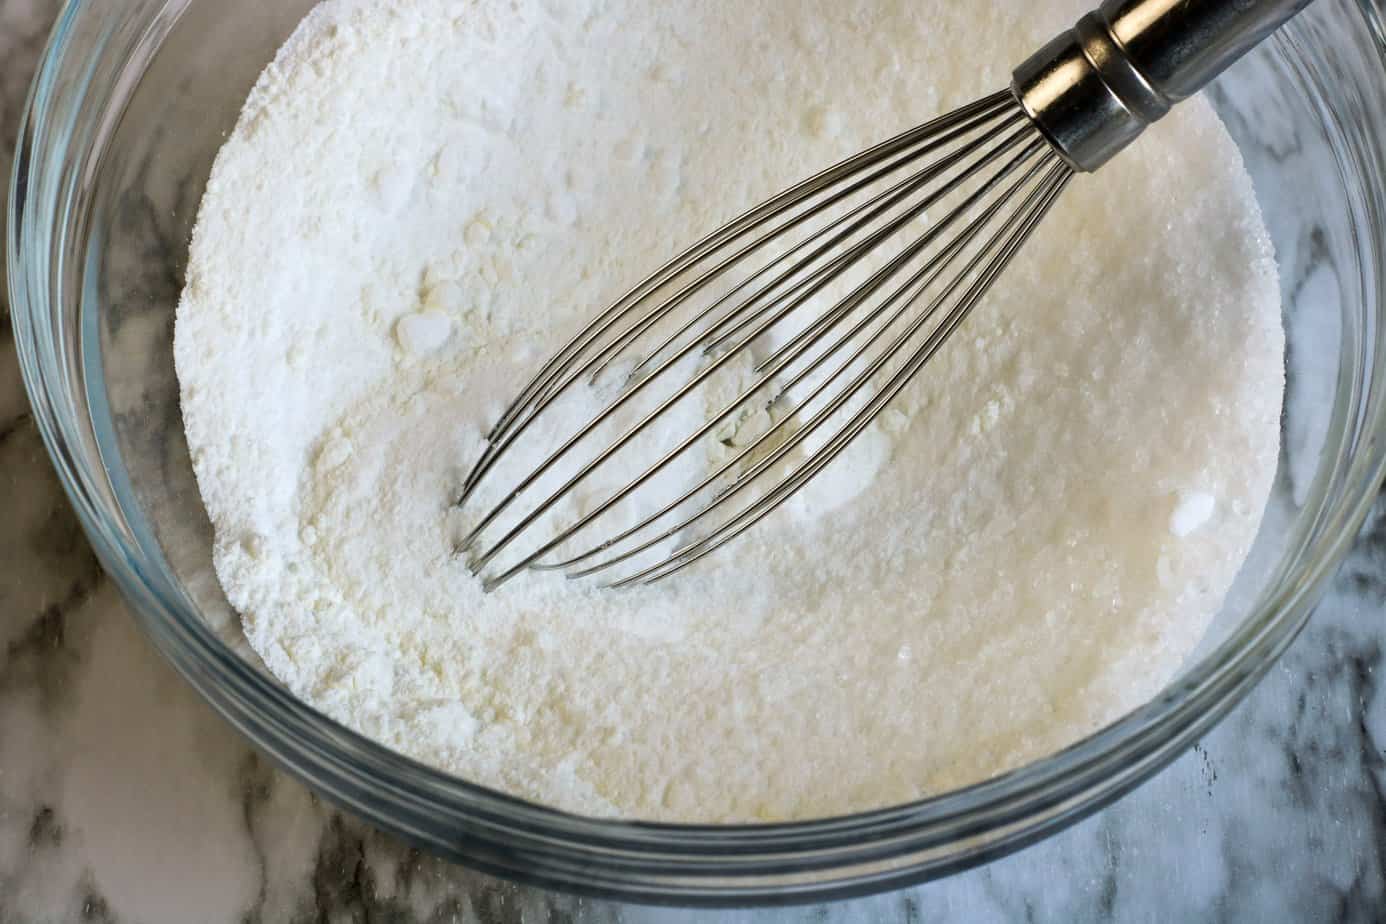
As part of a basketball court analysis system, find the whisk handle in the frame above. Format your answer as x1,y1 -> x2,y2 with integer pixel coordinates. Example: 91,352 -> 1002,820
1013,0 -> 1315,172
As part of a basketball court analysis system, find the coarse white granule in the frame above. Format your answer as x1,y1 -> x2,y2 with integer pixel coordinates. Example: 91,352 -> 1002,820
174,0 -> 1284,822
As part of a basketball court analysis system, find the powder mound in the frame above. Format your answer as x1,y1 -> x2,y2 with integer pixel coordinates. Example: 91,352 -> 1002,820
174,0 -> 1284,822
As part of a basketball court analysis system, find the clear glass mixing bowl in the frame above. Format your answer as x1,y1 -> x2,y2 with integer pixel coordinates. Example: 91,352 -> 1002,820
9,0 -> 1386,905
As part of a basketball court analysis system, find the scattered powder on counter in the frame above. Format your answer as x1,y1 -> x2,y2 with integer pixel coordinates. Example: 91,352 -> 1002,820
174,0 -> 1285,822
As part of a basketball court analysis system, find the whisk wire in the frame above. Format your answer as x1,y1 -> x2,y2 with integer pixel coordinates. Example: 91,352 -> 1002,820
460,104 -> 1028,509
458,90 -> 1077,589
614,163 -> 1074,587
529,139 -> 1056,577
585,156 -> 1069,583
544,150 -> 1064,579
460,117 -> 1038,561
462,122 -> 1042,575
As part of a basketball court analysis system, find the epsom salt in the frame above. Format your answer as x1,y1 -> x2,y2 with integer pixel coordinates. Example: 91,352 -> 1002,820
175,0 -> 1283,821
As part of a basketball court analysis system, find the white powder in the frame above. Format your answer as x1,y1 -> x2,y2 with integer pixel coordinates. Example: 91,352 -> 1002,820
175,0 -> 1284,822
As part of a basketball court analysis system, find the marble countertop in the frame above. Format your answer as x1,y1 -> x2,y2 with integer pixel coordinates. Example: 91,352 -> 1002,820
4,0 -> 1386,920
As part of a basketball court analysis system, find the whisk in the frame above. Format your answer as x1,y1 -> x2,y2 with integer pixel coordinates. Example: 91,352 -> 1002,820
457,0 -> 1313,591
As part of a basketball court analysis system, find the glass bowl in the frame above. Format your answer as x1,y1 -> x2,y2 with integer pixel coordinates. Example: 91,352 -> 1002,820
9,0 -> 1386,906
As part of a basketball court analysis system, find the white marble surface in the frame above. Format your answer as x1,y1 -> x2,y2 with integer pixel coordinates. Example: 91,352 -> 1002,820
4,0 -> 1386,920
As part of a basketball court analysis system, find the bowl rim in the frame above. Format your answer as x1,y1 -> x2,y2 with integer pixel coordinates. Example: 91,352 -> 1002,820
9,0 -> 1386,905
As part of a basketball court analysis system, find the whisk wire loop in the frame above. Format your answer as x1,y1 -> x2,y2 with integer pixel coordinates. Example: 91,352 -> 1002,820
502,139 -> 1057,586
460,104 -> 1028,511
546,152 -> 1066,579
457,90 -> 1077,589
612,163 -> 1073,586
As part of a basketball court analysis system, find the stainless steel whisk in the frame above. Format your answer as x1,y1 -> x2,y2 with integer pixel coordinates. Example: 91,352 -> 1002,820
457,0 -> 1313,591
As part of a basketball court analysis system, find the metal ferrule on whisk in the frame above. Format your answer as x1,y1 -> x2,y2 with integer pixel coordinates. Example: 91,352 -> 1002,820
1014,0 -> 1314,172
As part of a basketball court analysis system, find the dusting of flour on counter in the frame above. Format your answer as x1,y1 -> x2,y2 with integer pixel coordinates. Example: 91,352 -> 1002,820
175,0 -> 1284,822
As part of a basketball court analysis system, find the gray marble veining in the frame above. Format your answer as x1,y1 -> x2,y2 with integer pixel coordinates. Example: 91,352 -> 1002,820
3,0 -> 1386,920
